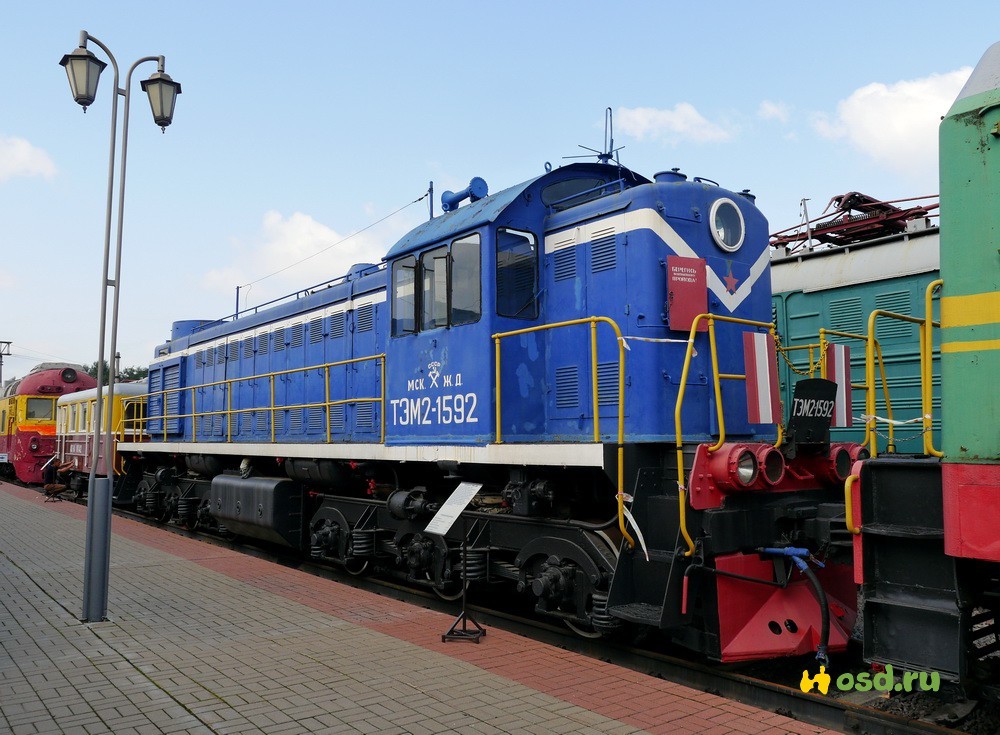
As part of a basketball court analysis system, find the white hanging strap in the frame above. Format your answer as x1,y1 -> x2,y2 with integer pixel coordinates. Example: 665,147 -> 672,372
622,506 -> 650,562
861,413 -> 928,426
619,336 -> 697,356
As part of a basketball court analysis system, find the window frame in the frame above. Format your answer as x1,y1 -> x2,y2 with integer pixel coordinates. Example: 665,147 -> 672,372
709,198 -> 745,253
495,227 -> 539,320
25,397 -> 55,421
392,231 -> 482,336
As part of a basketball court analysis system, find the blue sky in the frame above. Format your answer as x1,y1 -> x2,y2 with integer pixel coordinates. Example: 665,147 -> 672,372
1,2 -> 995,383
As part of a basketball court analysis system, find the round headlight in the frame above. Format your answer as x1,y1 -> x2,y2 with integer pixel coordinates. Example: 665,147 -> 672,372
755,445 -> 786,486
735,449 -> 759,486
709,198 -> 745,252
831,446 -> 851,481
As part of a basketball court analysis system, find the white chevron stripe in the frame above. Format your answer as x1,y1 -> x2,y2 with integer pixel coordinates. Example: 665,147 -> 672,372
544,207 -> 769,312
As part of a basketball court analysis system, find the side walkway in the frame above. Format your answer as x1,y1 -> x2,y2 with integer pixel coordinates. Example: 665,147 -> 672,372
0,481 -> 838,735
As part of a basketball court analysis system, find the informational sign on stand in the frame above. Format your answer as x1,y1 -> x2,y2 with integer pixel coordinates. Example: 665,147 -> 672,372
425,482 -> 482,536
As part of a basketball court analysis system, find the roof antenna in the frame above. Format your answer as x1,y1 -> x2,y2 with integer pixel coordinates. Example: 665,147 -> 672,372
564,107 -> 625,165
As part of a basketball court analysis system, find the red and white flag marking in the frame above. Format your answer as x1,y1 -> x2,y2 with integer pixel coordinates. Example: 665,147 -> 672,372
743,332 -> 781,424
825,343 -> 853,427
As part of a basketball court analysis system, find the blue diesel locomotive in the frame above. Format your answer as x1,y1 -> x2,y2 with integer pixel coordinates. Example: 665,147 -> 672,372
121,160 -> 858,662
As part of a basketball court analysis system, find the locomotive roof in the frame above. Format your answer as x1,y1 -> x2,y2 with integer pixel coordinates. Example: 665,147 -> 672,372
56,382 -> 147,404
384,163 -> 649,260
3,364 -> 92,397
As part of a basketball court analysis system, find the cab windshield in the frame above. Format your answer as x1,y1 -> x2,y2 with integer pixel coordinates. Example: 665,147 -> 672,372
26,398 -> 55,420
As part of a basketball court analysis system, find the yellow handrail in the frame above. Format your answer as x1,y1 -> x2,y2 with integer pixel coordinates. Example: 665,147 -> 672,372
784,328 -> 894,451
141,354 -> 386,445
923,280 -> 944,457
492,316 -> 633,549
865,309 -> 937,457
844,474 -> 861,535
674,313 -> 775,556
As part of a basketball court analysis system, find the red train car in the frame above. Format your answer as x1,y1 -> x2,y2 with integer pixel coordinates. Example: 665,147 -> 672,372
0,363 -> 97,484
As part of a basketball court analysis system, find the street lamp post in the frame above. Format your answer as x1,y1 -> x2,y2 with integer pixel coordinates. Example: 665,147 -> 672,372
60,30 -> 181,622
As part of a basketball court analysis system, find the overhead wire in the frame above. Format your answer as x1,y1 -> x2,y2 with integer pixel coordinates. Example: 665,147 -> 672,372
239,192 -> 429,289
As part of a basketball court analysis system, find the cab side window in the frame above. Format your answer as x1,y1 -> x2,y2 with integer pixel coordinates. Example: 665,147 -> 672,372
450,234 -> 481,326
420,246 -> 449,331
392,256 -> 417,336
392,233 -> 482,335
496,228 -> 538,319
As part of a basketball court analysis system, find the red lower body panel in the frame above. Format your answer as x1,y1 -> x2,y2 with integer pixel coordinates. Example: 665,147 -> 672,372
715,553 -> 856,663
943,463 -> 1000,562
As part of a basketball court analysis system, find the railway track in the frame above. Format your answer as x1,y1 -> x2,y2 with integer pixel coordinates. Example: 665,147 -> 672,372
28,484 -> 991,735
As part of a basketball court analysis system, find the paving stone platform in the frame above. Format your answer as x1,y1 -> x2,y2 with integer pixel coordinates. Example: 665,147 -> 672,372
0,480 -> 838,735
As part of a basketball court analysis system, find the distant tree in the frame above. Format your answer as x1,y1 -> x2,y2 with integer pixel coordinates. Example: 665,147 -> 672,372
84,360 -> 148,384
119,365 -> 149,382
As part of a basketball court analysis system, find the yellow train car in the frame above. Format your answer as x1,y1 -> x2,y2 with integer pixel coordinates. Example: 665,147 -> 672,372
55,382 -> 147,495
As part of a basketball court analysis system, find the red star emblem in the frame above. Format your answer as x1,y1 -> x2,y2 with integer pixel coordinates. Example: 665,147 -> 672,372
724,272 -> 740,293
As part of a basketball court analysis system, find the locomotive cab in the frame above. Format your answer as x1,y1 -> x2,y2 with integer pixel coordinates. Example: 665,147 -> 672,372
383,162 -> 775,448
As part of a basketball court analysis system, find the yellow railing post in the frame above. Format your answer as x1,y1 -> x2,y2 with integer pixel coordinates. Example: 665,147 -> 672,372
191,388 -> 198,443
270,375 -> 276,443
674,312 -> 775,556
924,279 -> 944,458
819,329 -> 828,379
590,319 -> 600,442
866,309 -> 933,456
324,366 -> 331,443
845,474 -> 861,535
494,336 -> 502,444
380,356 -> 386,444
492,317 -> 631,548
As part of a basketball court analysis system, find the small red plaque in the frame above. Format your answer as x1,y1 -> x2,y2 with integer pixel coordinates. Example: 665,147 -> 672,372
666,256 -> 708,332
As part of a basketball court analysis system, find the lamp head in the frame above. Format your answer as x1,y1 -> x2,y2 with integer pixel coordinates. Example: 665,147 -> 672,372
140,71 -> 182,131
59,46 -> 107,111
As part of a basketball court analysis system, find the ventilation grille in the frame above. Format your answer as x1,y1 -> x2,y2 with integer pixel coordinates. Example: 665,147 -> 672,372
596,362 -> 619,406
875,291 -> 914,340
242,338 -> 254,359
829,297 -> 863,337
356,304 -> 374,332
309,317 -> 324,343
329,405 -> 345,432
591,230 -> 617,273
289,409 -> 303,432
554,248 -> 576,282
356,403 -> 374,428
163,365 -> 180,433
330,313 -> 346,339
274,327 -> 285,351
307,407 -> 324,432
290,323 -> 304,348
555,365 -> 579,408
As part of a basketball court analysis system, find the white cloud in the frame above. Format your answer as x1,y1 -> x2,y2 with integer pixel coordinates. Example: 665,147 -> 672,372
812,67 -> 972,176
617,104 -> 734,144
202,210 -> 393,307
0,134 -> 56,182
758,100 -> 790,123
